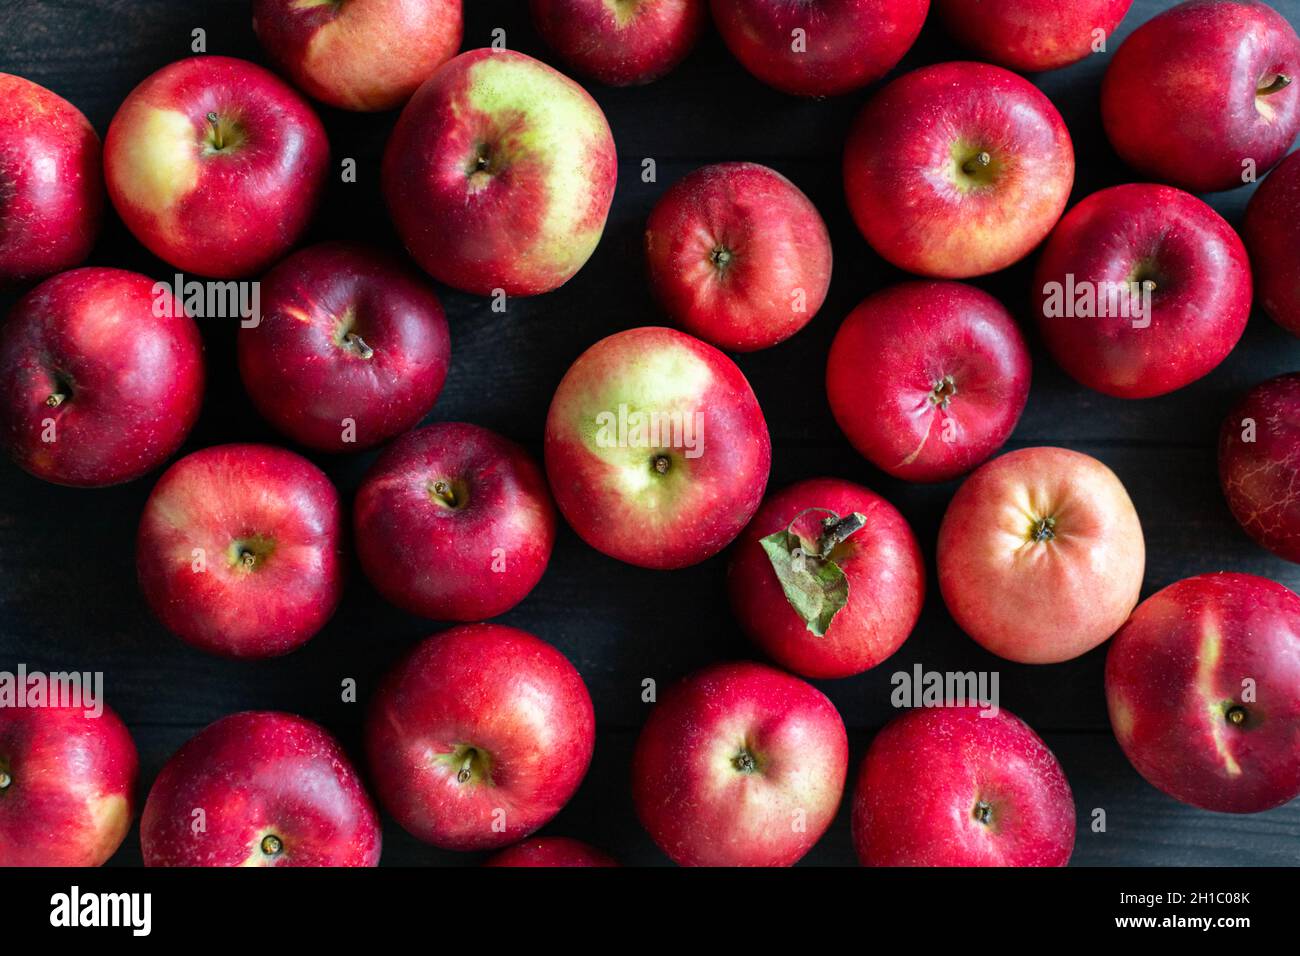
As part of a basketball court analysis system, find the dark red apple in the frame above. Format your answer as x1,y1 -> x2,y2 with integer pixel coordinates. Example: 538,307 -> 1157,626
383,49 -> 617,296
0,73 -> 102,285
366,624 -> 595,851
1101,0 -> 1300,193
544,326 -> 771,569
354,422 -> 556,621
141,711 -> 381,866
938,447 -> 1145,664
253,0 -> 463,111
1219,373 -> 1300,563
484,836 -> 618,867
632,661 -> 847,866
826,281 -> 1031,482
105,55 -> 328,278
645,162 -> 832,352
726,478 -> 924,679
852,707 -> 1076,866
1244,149 -> 1300,337
238,241 -> 450,452
136,444 -> 344,658
936,0 -> 1132,72
710,0 -> 929,97
1106,573 -> 1300,813
1034,184 -> 1252,399
0,703 -> 138,867
844,61 -> 1074,278
0,267 -> 204,487
530,0 -> 705,86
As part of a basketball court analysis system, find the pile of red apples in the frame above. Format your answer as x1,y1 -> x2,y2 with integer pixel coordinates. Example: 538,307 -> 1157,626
1,0 -> 1299,869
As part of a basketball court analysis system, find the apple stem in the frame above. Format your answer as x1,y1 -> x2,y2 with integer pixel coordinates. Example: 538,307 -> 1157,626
260,834 -> 283,856
653,454 -> 671,475
343,332 -> 374,359
0,770 -> 11,790
1226,704 -> 1248,726
431,480 -> 459,507
456,752 -> 475,783
207,112 -> 224,150
783,507 -> 867,560
1258,74 -> 1293,97
962,151 -> 992,176
45,392 -> 66,408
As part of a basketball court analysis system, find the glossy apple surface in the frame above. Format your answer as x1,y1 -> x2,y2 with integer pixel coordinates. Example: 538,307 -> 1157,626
136,444 -> 344,658
852,707 -> 1076,866
632,661 -> 848,866
530,0 -> 705,86
1219,373 -> 1300,563
1106,573 -> 1300,813
0,703 -> 138,867
238,241 -> 450,452
383,49 -> 617,296
727,478 -> 924,679
936,0 -> 1132,72
485,836 -> 618,867
141,711 -> 381,866
253,0 -> 463,110
366,624 -> 595,851
937,447 -> 1145,664
105,55 -> 328,278
827,281 -> 1031,482
544,326 -> 771,569
0,267 -> 204,487
354,422 -> 556,621
645,162 -> 831,351
0,73 -> 102,285
1101,0 -> 1300,193
1244,149 -> 1300,337
1034,184 -> 1251,399
710,0 -> 929,96
844,61 -> 1074,278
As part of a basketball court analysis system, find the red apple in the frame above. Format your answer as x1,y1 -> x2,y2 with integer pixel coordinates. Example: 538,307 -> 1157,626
644,162 -> 832,352
710,0 -> 929,97
367,624 -> 595,851
632,661 -> 847,866
844,61 -> 1074,278
383,49 -> 617,296
726,478 -> 924,679
544,326 -> 771,569
937,447 -> 1145,664
237,241 -> 450,452
530,0 -> 705,86
1101,0 -> 1300,193
1034,184 -> 1252,400
1219,373 -> 1300,563
136,444 -> 344,658
852,707 -> 1076,866
1244,149 -> 1300,337
1106,573 -> 1300,813
0,267 -> 204,487
0,74 -> 102,286
935,0 -> 1132,72
354,422 -> 556,621
484,836 -> 618,867
253,0 -> 463,110
141,711 -> 381,866
826,281 -> 1031,482
104,55 -> 328,279
0,703 -> 138,867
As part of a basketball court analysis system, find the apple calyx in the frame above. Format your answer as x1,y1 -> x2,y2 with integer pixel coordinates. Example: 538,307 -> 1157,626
652,454 -> 671,475
709,246 -> 734,276
260,834 -> 284,857
930,375 -> 958,409
0,769 -> 11,791
1225,703 -> 1249,727
1030,516 -> 1057,543
731,747 -> 761,775
759,508 -> 868,637
45,392 -> 66,408
972,799 -> 994,826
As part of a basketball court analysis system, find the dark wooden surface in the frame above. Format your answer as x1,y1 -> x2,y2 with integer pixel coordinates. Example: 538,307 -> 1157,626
1,0 -> 1298,866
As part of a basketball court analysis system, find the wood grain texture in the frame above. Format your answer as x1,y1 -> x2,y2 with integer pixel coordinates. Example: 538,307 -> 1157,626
0,0 -> 1297,866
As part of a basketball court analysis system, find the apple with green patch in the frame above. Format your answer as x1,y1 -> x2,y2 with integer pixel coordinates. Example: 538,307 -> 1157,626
383,49 -> 617,296
104,55 -> 329,279
253,0 -> 463,110
1106,572 -> 1300,813
544,326 -> 770,569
